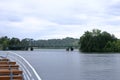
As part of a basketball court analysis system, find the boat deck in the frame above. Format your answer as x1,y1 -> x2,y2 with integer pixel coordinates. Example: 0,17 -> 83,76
0,58 -> 23,80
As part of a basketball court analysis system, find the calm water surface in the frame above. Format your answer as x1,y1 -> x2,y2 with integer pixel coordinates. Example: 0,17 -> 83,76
13,49 -> 120,80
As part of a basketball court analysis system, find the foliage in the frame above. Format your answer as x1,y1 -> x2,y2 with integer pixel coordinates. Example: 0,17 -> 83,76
104,40 -> 120,52
34,37 -> 79,49
0,37 -> 29,50
0,36 -> 10,50
0,37 -> 79,50
79,29 -> 117,52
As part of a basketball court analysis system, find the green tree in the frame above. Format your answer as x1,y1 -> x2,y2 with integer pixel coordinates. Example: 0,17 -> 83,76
9,38 -> 20,47
21,38 -> 29,47
0,36 -> 10,50
104,40 -> 120,52
79,29 -> 117,52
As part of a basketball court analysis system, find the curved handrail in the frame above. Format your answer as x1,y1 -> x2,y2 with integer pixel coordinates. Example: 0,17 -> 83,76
6,51 -> 42,80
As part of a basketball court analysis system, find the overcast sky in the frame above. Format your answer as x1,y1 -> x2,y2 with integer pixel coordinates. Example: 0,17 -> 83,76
0,0 -> 120,40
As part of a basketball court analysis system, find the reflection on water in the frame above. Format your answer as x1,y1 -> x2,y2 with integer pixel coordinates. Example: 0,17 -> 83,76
13,49 -> 120,80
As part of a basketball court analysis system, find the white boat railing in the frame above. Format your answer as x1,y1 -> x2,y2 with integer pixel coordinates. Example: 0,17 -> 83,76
0,51 -> 42,80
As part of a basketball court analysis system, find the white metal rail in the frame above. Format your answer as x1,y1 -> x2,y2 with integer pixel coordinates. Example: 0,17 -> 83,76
0,51 -> 42,80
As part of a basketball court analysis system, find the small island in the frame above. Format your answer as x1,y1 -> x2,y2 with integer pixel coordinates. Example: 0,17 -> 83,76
78,29 -> 120,52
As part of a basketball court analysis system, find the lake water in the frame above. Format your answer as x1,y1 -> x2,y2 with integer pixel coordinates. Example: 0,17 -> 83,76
12,49 -> 120,80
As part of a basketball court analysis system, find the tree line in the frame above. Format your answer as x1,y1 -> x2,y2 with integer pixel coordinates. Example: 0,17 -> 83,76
0,37 -> 79,50
78,29 -> 120,52
34,37 -> 78,49
1,29 -> 118,52
0,36 -> 30,50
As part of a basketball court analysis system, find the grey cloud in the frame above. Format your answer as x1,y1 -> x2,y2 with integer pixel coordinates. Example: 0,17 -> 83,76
106,21 -> 120,25
106,2 -> 120,16
45,16 -> 88,25
0,9 -> 22,22
0,0 -> 120,39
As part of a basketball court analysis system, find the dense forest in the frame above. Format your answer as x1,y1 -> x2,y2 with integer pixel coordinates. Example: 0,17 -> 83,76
79,29 -> 120,52
34,37 -> 79,49
0,37 -> 79,50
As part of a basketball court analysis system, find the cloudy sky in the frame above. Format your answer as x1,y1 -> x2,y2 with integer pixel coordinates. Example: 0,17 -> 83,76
0,0 -> 120,40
